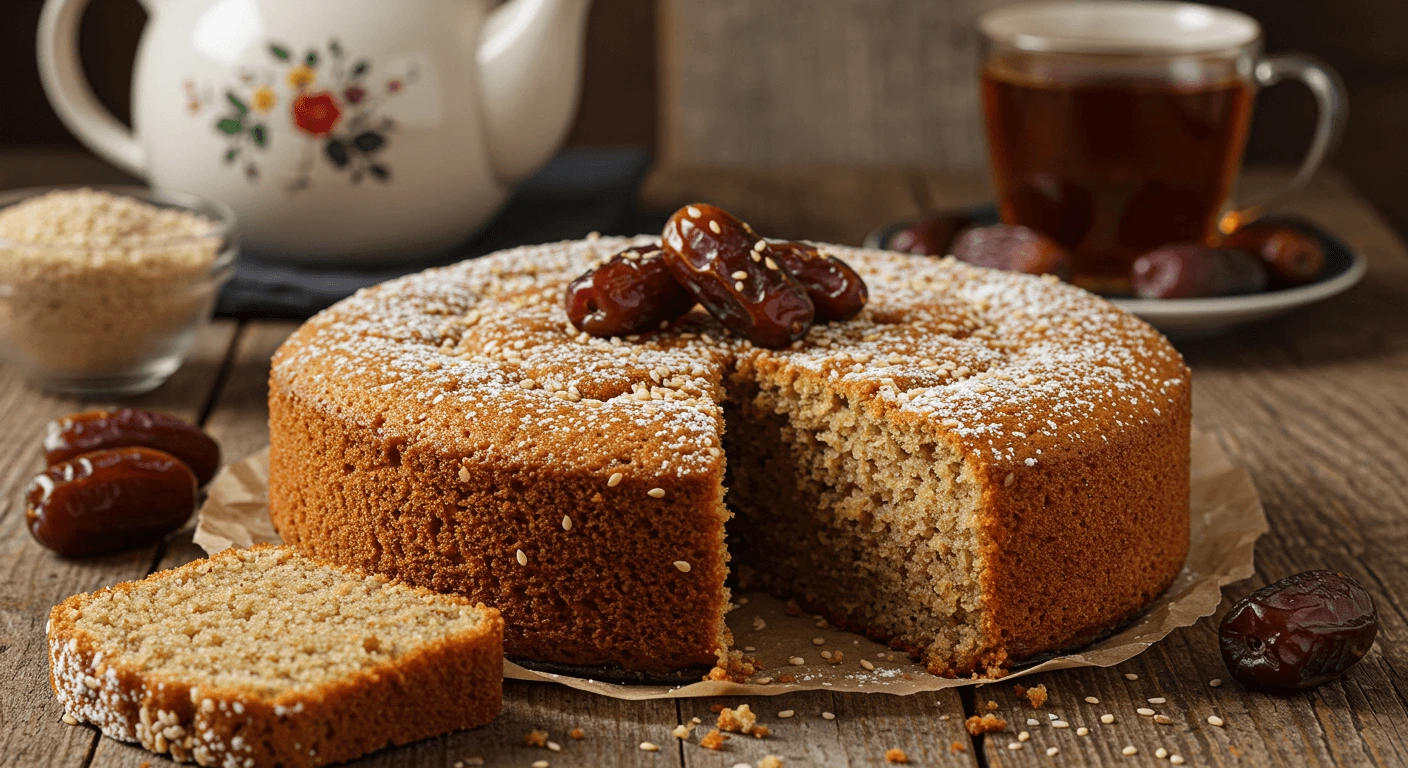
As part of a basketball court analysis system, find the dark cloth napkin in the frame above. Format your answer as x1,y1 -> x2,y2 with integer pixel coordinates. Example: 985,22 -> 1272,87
216,148 -> 659,319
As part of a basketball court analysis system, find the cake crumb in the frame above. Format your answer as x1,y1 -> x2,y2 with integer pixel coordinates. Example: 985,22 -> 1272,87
884,747 -> 910,763
568,728 -> 585,740
777,674 -> 796,684
707,650 -> 759,682
950,741 -> 967,752
699,729 -> 729,750
759,756 -> 783,768
984,700 -> 1000,711
966,714 -> 1007,735
710,704 -> 726,713
718,704 -> 768,737
673,724 -> 693,740
1015,683 -> 1048,708
524,730 -> 549,748
828,650 -> 844,665
785,599 -> 803,616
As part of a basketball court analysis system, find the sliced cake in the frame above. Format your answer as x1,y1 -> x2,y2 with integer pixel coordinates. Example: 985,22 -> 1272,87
48,545 -> 503,767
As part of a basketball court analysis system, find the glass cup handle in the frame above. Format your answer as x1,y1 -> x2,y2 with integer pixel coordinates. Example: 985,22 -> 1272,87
1221,53 -> 1348,234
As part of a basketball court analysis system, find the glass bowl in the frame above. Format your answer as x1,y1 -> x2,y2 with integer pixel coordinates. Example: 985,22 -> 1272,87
0,185 -> 237,397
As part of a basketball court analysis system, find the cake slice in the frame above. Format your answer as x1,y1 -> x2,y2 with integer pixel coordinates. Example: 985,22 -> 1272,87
48,545 -> 503,767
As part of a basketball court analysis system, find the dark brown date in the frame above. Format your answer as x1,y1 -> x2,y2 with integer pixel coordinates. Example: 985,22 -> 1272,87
887,212 -> 979,256
1219,570 -> 1378,691
1222,223 -> 1326,286
45,408 -> 221,486
564,244 -> 695,337
950,225 -> 1070,276
761,240 -> 867,321
26,447 -> 197,557
1131,243 -> 1270,299
661,203 -> 815,348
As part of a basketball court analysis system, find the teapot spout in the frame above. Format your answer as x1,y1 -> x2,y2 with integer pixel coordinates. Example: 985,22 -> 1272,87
477,0 -> 592,185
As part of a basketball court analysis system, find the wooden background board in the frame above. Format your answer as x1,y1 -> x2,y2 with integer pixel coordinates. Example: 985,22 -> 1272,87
1,166 -> 1407,766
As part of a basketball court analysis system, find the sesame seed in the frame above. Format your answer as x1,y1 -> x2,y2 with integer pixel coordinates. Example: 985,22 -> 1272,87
673,561 -> 692,573
1209,678 -> 1223,687
733,764 -> 751,768
821,650 -> 833,659
672,725 -> 691,739
789,656 -> 806,666
1154,715 -> 1172,725
1123,746 -> 1138,756
1027,718 -> 1040,726
458,466 -> 471,483
1008,742 -> 1024,750
532,762 -> 549,768
765,257 -> 779,270
1207,715 -> 1224,727
648,487 -> 666,498
1156,747 -> 1169,759
1085,696 -> 1100,704
812,637 -> 825,645
686,206 -> 701,218
754,240 -> 767,252
1018,731 -> 1030,741
1052,721 -> 1069,729
732,270 -> 748,280
608,472 -> 623,487
1004,472 -> 1015,487
777,710 -> 795,718
1125,673 -> 1140,680
562,515 -> 572,531
640,741 -> 660,752
1101,714 -> 1115,724
734,281 -> 744,291
520,378 -> 537,389
709,220 -> 722,234
1148,697 -> 1167,704
822,712 -> 835,720
516,549 -> 527,566
1137,708 -> 1155,717
61,714 -> 78,725
1171,756 -> 1186,765
860,659 -> 876,671
1076,727 -> 1089,736
754,677 -> 772,684
1047,746 -> 1060,756
547,741 -> 562,752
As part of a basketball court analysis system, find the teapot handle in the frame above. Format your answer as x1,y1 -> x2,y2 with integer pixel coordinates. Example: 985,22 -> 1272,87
37,0 -> 148,177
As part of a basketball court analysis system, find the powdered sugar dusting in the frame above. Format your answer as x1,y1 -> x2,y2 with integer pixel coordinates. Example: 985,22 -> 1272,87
273,237 -> 1187,478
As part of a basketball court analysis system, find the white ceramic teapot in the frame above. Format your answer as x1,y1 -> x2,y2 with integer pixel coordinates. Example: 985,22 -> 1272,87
39,0 -> 592,264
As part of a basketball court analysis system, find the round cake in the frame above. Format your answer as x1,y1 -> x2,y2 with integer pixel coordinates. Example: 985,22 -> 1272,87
267,236 -> 1190,679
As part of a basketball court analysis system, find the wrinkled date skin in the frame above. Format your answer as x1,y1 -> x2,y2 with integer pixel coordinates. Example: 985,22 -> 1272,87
762,240 -> 867,321
27,447 -> 198,557
1219,570 -> 1379,691
887,212 -> 979,256
950,225 -> 1070,277
1131,243 -> 1270,299
564,244 -> 696,337
662,203 -> 815,348
45,408 -> 221,486
1222,223 -> 1326,286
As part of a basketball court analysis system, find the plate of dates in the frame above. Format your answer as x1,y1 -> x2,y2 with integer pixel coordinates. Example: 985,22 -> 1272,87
868,207 -> 1366,339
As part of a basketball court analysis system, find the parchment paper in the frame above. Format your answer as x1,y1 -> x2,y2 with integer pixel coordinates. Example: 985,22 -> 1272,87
194,429 -> 1264,699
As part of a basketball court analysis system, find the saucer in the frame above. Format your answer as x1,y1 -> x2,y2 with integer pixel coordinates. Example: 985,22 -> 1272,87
864,210 -> 1367,339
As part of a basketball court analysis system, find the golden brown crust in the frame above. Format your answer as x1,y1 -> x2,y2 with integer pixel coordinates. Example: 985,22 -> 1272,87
48,546 -> 503,767
267,237 -> 1190,677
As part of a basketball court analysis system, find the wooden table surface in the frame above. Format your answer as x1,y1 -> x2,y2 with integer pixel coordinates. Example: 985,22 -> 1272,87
2,158 -> 1406,768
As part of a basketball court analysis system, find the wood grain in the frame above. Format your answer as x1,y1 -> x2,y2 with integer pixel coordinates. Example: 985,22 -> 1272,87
6,165 -> 1408,768
0,320 -> 236,768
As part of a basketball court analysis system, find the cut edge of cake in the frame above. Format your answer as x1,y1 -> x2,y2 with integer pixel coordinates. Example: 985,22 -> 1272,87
48,544 -> 503,768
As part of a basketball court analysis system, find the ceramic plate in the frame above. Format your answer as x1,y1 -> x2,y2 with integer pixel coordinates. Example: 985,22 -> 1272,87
865,210 -> 1367,339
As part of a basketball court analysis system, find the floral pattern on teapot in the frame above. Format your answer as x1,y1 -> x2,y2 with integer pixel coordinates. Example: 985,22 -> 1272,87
182,39 -> 420,193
